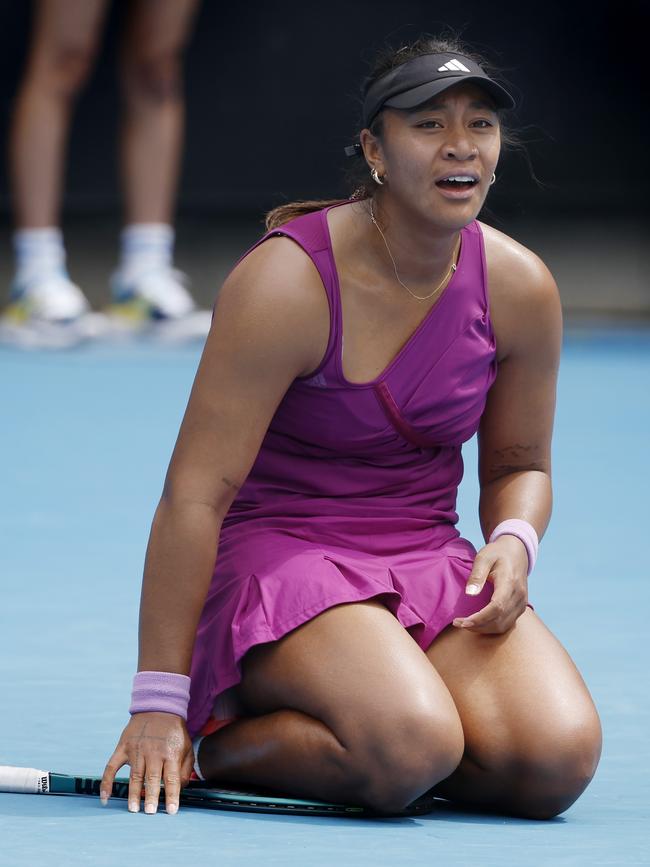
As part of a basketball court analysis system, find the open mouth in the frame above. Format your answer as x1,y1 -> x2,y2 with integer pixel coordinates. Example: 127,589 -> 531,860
435,175 -> 479,191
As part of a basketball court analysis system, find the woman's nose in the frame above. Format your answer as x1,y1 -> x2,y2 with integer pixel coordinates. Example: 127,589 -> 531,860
443,130 -> 478,160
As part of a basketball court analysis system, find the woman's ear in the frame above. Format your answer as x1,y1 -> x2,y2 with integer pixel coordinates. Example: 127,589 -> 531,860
359,128 -> 385,176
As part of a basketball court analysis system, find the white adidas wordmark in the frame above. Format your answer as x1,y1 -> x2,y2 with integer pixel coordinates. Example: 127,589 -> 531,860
437,59 -> 471,73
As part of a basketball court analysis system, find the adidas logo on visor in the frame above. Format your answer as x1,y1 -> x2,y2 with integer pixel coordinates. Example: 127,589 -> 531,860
437,59 -> 471,73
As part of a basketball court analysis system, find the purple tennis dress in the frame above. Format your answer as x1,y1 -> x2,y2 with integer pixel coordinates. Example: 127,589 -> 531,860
186,198 -> 533,738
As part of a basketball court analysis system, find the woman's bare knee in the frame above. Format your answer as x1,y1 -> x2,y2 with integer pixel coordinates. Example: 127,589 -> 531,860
24,0 -> 106,95
235,596 -> 465,813
119,53 -> 183,103
118,0 -> 198,103
515,726 -> 602,819
352,706 -> 465,814
31,43 -> 99,97
475,716 -> 603,820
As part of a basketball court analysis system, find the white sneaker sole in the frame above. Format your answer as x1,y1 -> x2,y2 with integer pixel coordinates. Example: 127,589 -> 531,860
0,309 -> 212,349
0,311 -> 112,350
104,308 -> 212,343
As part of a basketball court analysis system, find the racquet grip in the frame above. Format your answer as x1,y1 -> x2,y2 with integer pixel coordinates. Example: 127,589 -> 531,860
0,765 -> 50,793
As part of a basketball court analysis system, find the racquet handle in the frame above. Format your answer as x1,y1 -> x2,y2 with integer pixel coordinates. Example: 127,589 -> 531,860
0,766 -> 145,799
0,766 -> 50,793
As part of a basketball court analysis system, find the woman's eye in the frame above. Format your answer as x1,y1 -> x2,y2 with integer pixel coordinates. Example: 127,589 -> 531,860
417,119 -> 494,129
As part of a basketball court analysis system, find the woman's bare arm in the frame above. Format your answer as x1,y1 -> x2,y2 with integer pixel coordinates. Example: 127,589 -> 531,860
450,235 -> 563,633
99,237 -> 329,814
477,235 -> 563,543
136,236 -> 329,674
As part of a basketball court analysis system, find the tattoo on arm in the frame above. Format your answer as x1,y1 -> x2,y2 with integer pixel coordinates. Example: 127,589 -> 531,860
488,443 -> 546,476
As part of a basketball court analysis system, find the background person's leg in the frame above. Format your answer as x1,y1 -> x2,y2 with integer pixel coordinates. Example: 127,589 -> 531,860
9,0 -> 110,230
5,0 -> 110,328
117,0 -> 200,226
198,598 -> 465,815
110,0 -> 203,326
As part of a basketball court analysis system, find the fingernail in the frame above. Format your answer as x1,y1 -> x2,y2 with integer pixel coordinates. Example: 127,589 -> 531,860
129,801 -> 140,813
466,585 -> 481,595
145,803 -> 156,814
461,621 -> 476,628
100,794 -> 108,806
167,803 -> 178,815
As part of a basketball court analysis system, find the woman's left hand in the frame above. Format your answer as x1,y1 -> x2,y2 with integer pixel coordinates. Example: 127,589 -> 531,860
453,535 -> 530,634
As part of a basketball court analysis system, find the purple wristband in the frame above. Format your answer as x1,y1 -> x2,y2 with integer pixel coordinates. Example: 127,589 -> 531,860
129,671 -> 191,720
488,519 -> 539,576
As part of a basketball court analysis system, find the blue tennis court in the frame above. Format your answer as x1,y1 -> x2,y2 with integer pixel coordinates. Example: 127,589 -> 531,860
1,322 -> 648,865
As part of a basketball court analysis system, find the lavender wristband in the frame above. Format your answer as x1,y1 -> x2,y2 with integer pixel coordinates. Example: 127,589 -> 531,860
488,519 -> 539,576
129,671 -> 191,720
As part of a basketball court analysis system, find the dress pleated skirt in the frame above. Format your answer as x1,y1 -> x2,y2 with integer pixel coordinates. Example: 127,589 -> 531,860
186,521 -> 534,738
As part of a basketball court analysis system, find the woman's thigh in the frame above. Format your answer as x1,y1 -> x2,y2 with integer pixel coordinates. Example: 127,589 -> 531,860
424,606 -> 603,816
236,596 -> 465,774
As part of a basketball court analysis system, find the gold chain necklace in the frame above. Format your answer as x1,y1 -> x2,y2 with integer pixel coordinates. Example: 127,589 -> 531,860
369,199 -> 461,303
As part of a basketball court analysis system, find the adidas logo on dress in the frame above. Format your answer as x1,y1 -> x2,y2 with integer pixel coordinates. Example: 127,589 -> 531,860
437,59 -> 471,73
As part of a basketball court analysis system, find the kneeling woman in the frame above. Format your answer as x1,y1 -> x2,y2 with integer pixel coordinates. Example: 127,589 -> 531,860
101,34 -> 602,818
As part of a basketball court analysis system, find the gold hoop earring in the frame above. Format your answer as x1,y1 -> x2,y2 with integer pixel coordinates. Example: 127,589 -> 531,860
371,167 -> 385,185
490,173 -> 496,185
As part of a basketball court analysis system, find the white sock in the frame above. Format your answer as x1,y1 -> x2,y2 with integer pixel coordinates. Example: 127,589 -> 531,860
13,227 -> 67,288
118,223 -> 174,283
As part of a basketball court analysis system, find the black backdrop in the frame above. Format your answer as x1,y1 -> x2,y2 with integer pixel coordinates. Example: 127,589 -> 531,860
0,0 -> 645,219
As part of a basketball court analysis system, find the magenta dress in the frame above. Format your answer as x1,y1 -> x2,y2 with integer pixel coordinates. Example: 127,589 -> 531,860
186,198 -> 533,738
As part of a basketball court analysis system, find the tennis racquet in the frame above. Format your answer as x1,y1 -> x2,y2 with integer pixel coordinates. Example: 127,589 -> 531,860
0,765 -> 438,817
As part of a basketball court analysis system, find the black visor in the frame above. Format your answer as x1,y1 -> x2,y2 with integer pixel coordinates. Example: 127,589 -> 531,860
362,52 -> 515,131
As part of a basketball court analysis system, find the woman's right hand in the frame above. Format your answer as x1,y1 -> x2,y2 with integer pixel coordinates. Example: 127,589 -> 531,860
100,712 -> 195,814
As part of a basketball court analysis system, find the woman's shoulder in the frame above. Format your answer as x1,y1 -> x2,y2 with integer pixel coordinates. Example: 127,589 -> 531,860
476,220 -> 554,289
476,220 -> 562,360
225,229 -> 327,303
218,230 -> 330,377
